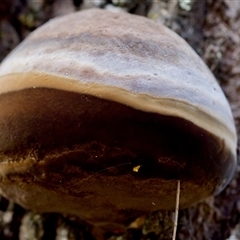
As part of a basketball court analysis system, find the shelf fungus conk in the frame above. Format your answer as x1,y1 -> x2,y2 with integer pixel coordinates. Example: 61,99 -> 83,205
0,9 -> 237,229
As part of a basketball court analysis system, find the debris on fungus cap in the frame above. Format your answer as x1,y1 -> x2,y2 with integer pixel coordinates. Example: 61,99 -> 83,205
0,9 -> 237,229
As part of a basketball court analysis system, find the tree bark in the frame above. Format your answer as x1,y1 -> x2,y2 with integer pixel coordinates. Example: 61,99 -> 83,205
0,1 -> 239,239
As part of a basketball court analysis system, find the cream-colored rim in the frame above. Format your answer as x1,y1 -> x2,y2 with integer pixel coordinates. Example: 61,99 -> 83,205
0,72 -> 237,157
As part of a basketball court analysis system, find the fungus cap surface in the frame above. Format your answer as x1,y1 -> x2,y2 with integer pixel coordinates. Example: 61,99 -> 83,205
0,9 -> 237,227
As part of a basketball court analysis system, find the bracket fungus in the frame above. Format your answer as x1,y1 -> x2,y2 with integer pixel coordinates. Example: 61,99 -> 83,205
0,9 -> 237,232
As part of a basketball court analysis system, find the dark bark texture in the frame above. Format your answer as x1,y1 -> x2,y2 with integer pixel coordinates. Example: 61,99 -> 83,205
0,0 -> 240,239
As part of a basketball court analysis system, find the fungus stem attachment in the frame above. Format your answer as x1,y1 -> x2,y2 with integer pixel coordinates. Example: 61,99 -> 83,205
172,180 -> 180,240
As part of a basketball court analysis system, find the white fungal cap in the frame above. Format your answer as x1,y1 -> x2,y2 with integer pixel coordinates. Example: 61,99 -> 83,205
0,9 -> 237,156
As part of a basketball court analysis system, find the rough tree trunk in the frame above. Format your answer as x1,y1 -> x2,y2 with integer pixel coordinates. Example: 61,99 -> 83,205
0,1 -> 240,239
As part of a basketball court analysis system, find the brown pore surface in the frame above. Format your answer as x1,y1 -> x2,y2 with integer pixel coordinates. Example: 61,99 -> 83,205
0,87 -> 235,227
